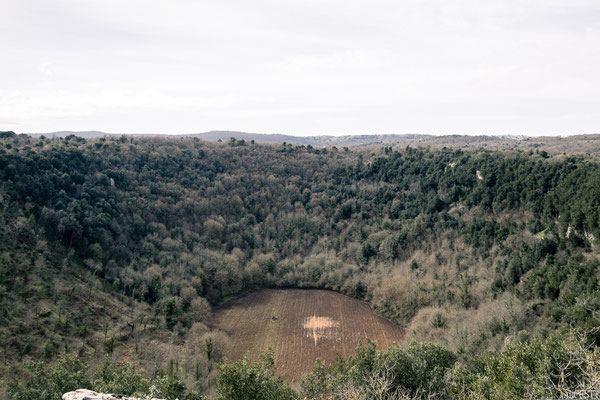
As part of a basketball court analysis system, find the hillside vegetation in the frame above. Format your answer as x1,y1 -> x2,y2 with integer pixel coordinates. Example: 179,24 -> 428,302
2,132 -> 600,399
27,130 -> 600,155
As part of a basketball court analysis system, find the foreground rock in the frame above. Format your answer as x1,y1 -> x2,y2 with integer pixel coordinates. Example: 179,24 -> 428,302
62,389 -> 164,400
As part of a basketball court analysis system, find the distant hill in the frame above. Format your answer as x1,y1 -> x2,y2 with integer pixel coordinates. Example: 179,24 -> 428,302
27,130 -> 114,139
188,130 -> 310,144
23,129 -> 600,154
25,129 -> 432,146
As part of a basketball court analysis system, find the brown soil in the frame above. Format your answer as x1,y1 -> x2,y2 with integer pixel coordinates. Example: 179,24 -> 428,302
208,288 -> 404,381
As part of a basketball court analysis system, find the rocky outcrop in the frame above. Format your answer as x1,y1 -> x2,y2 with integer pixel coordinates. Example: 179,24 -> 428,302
62,389 -> 164,400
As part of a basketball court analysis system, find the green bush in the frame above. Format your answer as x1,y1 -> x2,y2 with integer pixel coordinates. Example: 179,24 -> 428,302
92,357 -> 150,396
302,340 -> 456,399
6,356 -> 90,400
4,355 -> 195,400
216,350 -> 297,400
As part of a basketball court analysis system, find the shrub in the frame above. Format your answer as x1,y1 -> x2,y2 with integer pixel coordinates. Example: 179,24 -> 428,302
216,350 -> 298,400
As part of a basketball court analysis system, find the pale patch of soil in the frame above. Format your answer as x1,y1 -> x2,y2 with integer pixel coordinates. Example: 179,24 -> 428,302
303,315 -> 340,345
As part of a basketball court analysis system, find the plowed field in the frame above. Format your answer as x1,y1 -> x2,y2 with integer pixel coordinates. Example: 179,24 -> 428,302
208,289 -> 404,381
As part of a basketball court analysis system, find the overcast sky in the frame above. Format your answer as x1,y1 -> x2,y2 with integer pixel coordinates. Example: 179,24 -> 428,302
1,0 -> 599,136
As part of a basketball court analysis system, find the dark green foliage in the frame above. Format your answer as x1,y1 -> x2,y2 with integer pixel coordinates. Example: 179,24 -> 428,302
161,297 -> 179,329
6,356 -> 90,400
205,337 -> 213,361
431,312 -> 447,328
4,135 -> 600,398
90,357 -> 150,396
2,136 -> 599,314
447,334 -> 586,400
5,355 -> 194,400
8,334 -> 598,400
363,341 -> 458,397
153,374 -> 187,400
302,332 -> 600,400
302,340 -> 457,399
216,351 -> 297,400
0,131 -> 16,139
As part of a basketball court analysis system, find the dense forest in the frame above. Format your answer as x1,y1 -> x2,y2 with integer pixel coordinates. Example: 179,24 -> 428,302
1,132 -> 600,399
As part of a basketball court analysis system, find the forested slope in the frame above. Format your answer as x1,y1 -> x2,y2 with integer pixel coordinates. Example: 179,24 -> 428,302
2,132 -> 600,399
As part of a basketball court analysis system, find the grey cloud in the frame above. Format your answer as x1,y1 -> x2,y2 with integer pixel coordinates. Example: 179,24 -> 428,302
0,0 -> 598,135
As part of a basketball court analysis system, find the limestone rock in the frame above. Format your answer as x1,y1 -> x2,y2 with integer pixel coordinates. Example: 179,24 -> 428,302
62,389 -> 164,400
